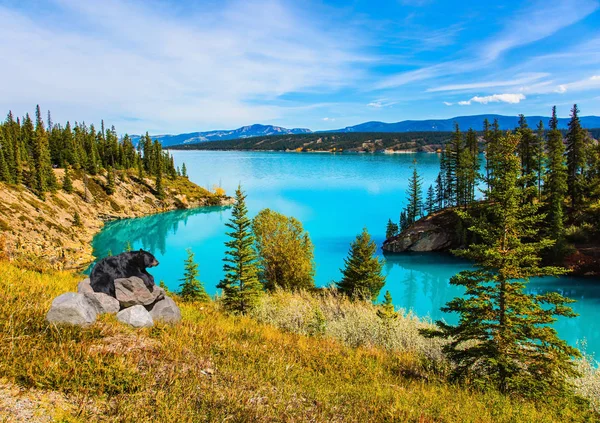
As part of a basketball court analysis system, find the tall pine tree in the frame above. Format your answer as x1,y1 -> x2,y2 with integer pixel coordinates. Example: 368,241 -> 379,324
217,185 -> 262,313
566,104 -> 587,210
423,131 -> 579,397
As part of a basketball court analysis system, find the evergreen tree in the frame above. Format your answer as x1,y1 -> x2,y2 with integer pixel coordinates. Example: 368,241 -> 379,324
422,132 -> 579,397
385,218 -> 399,239
406,165 -> 423,225
0,144 -> 10,183
377,290 -> 397,319
444,124 -> 462,207
73,211 -> 82,227
549,105 -> 559,130
566,104 -> 587,210
62,166 -> 73,193
544,108 -> 568,259
425,184 -> 435,215
434,172 -> 444,210
106,166 -> 116,195
399,210 -> 408,232
179,248 -> 210,302
336,228 -> 385,301
217,185 -> 262,313
181,162 -> 188,178
516,115 -> 537,195
462,128 -> 479,206
534,120 -> 545,198
155,154 -> 164,200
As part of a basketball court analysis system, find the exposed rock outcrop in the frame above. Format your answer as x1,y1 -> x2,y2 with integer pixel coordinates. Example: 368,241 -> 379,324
383,209 -> 462,253
0,169 -> 233,270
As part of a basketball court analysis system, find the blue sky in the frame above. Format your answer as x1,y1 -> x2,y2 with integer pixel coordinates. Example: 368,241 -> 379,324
1,0 -> 599,134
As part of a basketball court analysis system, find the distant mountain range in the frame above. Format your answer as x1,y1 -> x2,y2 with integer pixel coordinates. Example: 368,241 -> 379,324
130,124 -> 311,147
133,115 -> 600,147
330,115 -> 600,133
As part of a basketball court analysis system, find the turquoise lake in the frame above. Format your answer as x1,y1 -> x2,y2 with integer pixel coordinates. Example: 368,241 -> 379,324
91,151 -> 600,357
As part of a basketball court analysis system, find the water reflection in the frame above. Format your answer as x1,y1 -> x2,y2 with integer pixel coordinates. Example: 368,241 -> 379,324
91,206 -> 232,260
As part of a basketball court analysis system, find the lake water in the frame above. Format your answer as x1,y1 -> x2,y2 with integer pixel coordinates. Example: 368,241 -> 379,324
91,151 -> 600,357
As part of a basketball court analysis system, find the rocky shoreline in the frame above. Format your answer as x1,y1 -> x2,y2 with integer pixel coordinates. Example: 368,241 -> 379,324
0,169 -> 233,270
382,208 -> 600,277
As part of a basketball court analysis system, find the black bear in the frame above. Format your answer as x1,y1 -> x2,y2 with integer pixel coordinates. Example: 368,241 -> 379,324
90,250 -> 159,297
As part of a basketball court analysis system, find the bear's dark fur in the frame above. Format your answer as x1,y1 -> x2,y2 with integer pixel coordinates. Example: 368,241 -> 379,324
90,250 -> 159,297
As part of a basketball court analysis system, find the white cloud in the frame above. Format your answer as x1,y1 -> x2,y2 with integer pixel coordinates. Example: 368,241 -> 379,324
484,0 -> 599,61
428,73 -> 549,92
443,102 -> 453,106
457,93 -> 526,106
556,75 -> 600,93
367,99 -> 397,108
0,0 -> 371,134
322,117 -> 335,121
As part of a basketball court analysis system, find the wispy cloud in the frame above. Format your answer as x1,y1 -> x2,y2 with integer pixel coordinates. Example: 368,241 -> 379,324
428,73 -> 549,92
367,99 -> 397,108
457,93 -> 526,106
0,0 -> 371,133
375,0 -> 598,90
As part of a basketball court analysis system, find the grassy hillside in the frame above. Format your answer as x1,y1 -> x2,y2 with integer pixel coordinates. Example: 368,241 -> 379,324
0,169 -> 230,271
0,261 -> 597,422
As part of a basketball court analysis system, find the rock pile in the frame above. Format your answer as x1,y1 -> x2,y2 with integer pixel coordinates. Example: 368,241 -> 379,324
46,277 -> 181,328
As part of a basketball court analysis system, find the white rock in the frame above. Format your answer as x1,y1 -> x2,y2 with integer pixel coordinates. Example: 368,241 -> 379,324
116,305 -> 154,328
46,292 -> 97,327
148,296 -> 181,323
114,277 -> 164,308
77,278 -> 94,294
84,292 -> 120,314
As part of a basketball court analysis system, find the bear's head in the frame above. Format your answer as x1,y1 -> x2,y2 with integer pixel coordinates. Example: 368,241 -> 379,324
137,250 -> 159,268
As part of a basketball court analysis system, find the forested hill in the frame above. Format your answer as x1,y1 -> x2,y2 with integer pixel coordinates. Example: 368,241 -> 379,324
331,114 -> 600,133
168,128 -> 600,153
136,114 -> 600,147
167,132 -> 454,152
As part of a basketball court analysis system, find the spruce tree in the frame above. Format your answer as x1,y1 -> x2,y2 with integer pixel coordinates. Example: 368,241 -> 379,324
336,228 -> 385,301
377,290 -> 397,319
62,166 -> 73,193
0,146 -> 10,183
534,120 -> 545,198
544,107 -> 568,259
385,218 -> 399,239
516,115 -> 537,194
217,185 -> 262,313
106,166 -> 116,195
179,248 -> 210,302
434,172 -> 444,210
444,124 -> 462,207
423,132 -> 579,397
425,184 -> 435,215
566,104 -> 587,210
399,210 -> 408,232
181,162 -> 188,178
406,165 -> 423,225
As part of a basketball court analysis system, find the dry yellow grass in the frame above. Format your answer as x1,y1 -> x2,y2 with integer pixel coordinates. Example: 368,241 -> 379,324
0,261 -> 596,422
